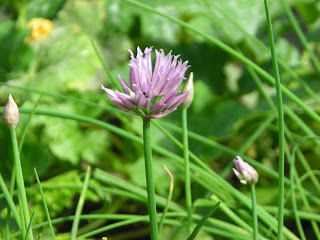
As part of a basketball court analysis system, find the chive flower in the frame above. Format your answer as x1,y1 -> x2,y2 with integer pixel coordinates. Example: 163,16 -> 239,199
101,47 -> 190,119
233,156 -> 258,185
2,94 -> 19,129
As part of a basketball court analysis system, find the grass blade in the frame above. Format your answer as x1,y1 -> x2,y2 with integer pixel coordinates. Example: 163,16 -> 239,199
33,168 -> 56,240
70,166 -> 92,240
187,200 -> 221,240
25,211 -> 36,240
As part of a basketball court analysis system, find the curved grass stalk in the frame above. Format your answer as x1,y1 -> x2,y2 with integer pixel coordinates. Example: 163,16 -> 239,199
158,165 -> 174,234
33,168 -> 56,240
70,166 -> 92,240
0,174 -> 22,231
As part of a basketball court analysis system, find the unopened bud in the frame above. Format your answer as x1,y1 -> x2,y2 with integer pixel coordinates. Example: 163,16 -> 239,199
233,156 -> 258,185
3,94 -> 19,129
181,72 -> 194,109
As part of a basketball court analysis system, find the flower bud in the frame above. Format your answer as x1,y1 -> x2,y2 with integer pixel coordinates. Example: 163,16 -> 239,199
3,94 -> 19,129
233,156 -> 258,185
181,72 -> 194,109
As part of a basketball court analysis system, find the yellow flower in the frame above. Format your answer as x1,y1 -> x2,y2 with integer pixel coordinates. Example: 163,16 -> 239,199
27,18 -> 53,42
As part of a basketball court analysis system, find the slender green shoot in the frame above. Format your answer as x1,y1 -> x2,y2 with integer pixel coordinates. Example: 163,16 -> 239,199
70,166 -> 92,240
187,200 -> 221,240
90,39 -> 121,90
290,139 -> 310,240
0,174 -> 22,231
25,211 -> 36,240
5,166 -> 17,240
264,1 -> 285,239
182,108 -> 193,234
11,127 -> 33,240
34,168 -> 56,240
142,119 -> 159,240
19,94 -> 44,153
251,185 -> 258,240
159,165 -> 174,234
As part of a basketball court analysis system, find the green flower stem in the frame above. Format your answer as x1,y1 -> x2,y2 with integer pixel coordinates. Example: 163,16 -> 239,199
11,127 -> 33,240
182,108 -> 192,234
251,184 -> 258,240
143,119 -> 159,240
264,1 -> 285,239
70,165 -> 92,240
34,168 -> 56,240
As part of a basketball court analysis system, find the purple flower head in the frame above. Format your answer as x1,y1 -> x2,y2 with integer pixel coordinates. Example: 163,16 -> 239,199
101,47 -> 190,119
233,156 -> 258,185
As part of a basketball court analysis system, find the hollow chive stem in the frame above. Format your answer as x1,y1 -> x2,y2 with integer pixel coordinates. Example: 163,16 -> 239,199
182,107 -> 192,234
11,127 -> 33,240
264,1 -> 285,239
251,184 -> 258,240
143,119 -> 159,240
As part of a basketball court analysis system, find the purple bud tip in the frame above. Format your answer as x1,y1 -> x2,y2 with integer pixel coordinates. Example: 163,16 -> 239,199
233,156 -> 258,185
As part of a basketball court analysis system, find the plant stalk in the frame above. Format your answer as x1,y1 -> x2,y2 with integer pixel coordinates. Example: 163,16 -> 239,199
143,119 -> 159,240
264,1 -> 285,239
251,184 -> 258,240
11,127 -> 33,240
182,108 -> 193,234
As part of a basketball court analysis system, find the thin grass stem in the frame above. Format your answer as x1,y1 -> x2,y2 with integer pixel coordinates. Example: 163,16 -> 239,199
264,1 -> 285,239
158,165 -> 174,234
187,201 -> 220,240
90,40 -> 122,90
33,168 -> 56,240
25,211 -> 36,240
5,166 -> 17,240
0,174 -> 22,231
18,94 -> 43,153
70,166 -> 92,240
